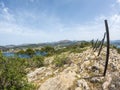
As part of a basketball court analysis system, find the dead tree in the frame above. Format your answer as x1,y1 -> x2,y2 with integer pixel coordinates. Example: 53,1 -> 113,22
97,32 -> 106,56
91,39 -> 94,48
94,40 -> 102,52
93,39 -> 98,51
103,20 -> 110,76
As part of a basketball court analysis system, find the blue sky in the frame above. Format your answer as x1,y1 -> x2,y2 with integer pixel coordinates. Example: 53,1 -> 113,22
0,0 -> 120,45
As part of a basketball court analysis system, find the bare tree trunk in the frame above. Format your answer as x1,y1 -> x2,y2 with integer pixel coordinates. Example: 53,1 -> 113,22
103,20 -> 110,76
93,39 -> 98,51
98,32 -> 106,56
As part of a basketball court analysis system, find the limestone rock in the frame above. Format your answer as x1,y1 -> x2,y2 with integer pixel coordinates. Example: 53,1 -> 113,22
27,67 -> 46,82
38,69 -> 76,90
77,79 -> 90,90
102,74 -> 112,90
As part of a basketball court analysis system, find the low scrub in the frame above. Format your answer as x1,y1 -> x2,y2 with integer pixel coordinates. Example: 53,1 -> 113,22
0,53 -> 34,90
117,48 -> 120,54
28,56 -> 44,68
53,55 -> 71,67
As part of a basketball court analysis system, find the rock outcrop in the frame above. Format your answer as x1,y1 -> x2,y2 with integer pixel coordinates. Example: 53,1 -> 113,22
27,47 -> 120,90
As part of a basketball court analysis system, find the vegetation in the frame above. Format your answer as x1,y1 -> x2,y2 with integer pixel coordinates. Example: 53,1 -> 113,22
25,48 -> 35,57
0,50 -> 45,90
28,56 -> 44,68
0,53 -> 34,90
55,41 -> 90,54
17,48 -> 35,58
15,41 -> 91,57
17,49 -> 25,55
53,55 -> 70,67
117,48 -> 120,54
110,45 -> 120,54
40,46 -> 55,56
0,41 -> 93,89
110,45 -> 117,49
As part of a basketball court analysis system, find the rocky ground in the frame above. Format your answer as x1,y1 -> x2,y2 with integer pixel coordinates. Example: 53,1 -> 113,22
27,47 -> 120,90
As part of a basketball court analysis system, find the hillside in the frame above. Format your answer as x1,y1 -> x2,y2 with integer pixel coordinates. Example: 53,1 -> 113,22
0,40 -> 80,51
27,47 -> 120,90
1,40 -> 120,52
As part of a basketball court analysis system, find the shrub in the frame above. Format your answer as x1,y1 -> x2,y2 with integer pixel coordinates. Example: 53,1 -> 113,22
16,50 -> 25,55
117,48 -> 120,54
25,48 -> 35,57
53,55 -> 70,67
80,41 -> 91,48
40,46 -> 55,56
32,56 -> 44,68
70,48 -> 87,53
110,45 -> 117,49
0,54 -> 34,90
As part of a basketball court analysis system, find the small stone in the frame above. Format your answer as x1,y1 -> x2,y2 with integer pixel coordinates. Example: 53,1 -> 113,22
75,87 -> 82,90
90,77 -> 101,83
77,79 -> 90,90
91,66 -> 99,72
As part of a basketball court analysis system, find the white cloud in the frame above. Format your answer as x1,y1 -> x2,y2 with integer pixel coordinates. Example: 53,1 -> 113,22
117,0 -> 120,3
1,11 -> 120,45
94,14 -> 120,40
0,17 -> 105,45
0,1 -> 15,21
0,0 -> 120,45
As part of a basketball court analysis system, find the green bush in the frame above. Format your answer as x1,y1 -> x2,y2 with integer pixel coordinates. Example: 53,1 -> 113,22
16,48 -> 35,58
40,46 -> 55,56
53,55 -> 70,67
80,41 -> 91,48
25,48 -> 35,57
16,50 -> 25,55
110,45 -> 120,54
55,48 -> 68,54
117,48 -> 120,54
0,53 -> 34,90
29,56 -> 44,68
70,48 -> 87,53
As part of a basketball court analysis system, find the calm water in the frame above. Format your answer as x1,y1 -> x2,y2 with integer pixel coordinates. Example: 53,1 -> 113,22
2,45 -> 120,58
2,51 -> 47,58
3,52 -> 15,57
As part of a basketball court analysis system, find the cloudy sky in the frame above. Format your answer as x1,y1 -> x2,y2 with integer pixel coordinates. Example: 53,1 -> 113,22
0,0 -> 120,45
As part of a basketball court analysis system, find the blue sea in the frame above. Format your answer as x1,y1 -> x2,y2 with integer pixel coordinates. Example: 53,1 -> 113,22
2,51 -> 47,58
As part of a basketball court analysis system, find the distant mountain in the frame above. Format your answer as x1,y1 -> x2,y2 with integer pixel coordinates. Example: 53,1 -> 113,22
0,46 -> 8,51
0,40 -> 81,51
5,45 -> 16,48
58,40 -> 72,43
1,40 -> 120,51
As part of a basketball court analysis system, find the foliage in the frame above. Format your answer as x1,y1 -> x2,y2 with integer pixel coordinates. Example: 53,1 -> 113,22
16,50 -> 25,55
70,48 -> 87,53
25,48 -> 35,57
79,41 -> 91,48
53,55 -> 70,67
40,46 -> 55,56
110,45 -> 117,49
110,45 -> 120,54
16,48 -> 35,58
117,48 -> 120,54
55,41 -> 91,54
0,53 -> 34,90
28,56 -> 44,68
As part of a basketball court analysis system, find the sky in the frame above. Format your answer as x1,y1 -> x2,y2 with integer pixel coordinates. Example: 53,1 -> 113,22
0,0 -> 120,45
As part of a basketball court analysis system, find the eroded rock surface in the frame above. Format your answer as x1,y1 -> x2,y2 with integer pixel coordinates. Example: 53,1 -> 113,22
27,48 -> 120,90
